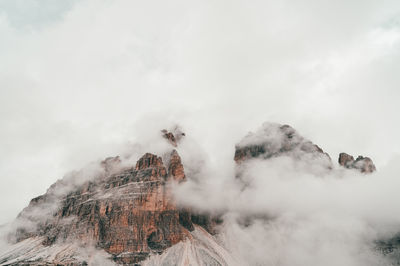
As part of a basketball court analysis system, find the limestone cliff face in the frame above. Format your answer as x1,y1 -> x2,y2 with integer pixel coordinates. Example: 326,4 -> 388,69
338,152 -> 376,173
11,130 -> 204,265
15,150 -> 191,265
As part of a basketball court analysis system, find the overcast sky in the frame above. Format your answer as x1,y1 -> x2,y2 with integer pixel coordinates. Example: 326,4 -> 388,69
0,0 -> 400,225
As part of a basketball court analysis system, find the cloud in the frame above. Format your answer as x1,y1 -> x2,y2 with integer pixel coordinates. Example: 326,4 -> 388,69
0,1 -> 399,254
173,123 -> 400,265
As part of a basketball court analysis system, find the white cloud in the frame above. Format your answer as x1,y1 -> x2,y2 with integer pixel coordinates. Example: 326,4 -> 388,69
173,126 -> 400,265
0,0 -> 399,233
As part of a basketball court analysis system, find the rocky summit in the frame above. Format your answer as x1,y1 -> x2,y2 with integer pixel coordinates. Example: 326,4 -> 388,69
1,129 -> 221,265
0,123 -> 380,265
234,123 -> 333,171
13,150 -> 191,264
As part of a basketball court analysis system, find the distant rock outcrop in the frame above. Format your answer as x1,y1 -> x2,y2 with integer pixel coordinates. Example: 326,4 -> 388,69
161,127 -> 185,147
338,152 -> 376,173
234,123 -> 332,169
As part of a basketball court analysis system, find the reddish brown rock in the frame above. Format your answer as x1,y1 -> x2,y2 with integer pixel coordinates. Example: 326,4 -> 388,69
14,150 -> 194,265
168,150 -> 186,182
11,128 -> 223,265
162,130 -> 178,147
135,153 -> 165,171
161,127 -> 185,147
338,153 -> 355,168
338,152 -> 376,173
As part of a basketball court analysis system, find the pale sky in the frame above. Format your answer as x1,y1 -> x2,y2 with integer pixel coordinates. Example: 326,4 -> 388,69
1,0 -> 400,225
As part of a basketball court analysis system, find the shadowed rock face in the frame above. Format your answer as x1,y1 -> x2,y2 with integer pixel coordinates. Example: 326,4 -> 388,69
234,123 -> 332,169
338,152 -> 376,173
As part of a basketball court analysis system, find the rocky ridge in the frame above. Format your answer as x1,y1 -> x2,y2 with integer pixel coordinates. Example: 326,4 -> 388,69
0,122 -> 379,265
234,123 -> 333,172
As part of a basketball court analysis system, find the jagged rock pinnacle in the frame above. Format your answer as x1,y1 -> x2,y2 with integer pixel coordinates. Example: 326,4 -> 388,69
338,152 -> 376,173
161,127 -> 185,147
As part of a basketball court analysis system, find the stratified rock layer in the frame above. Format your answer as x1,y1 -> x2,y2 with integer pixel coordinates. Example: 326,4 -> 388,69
338,152 -> 376,173
8,129 -> 224,265
15,151 -> 191,265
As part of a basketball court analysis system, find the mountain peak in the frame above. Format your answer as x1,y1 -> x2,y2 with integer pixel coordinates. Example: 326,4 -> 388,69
135,153 -> 164,170
234,122 -> 332,169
